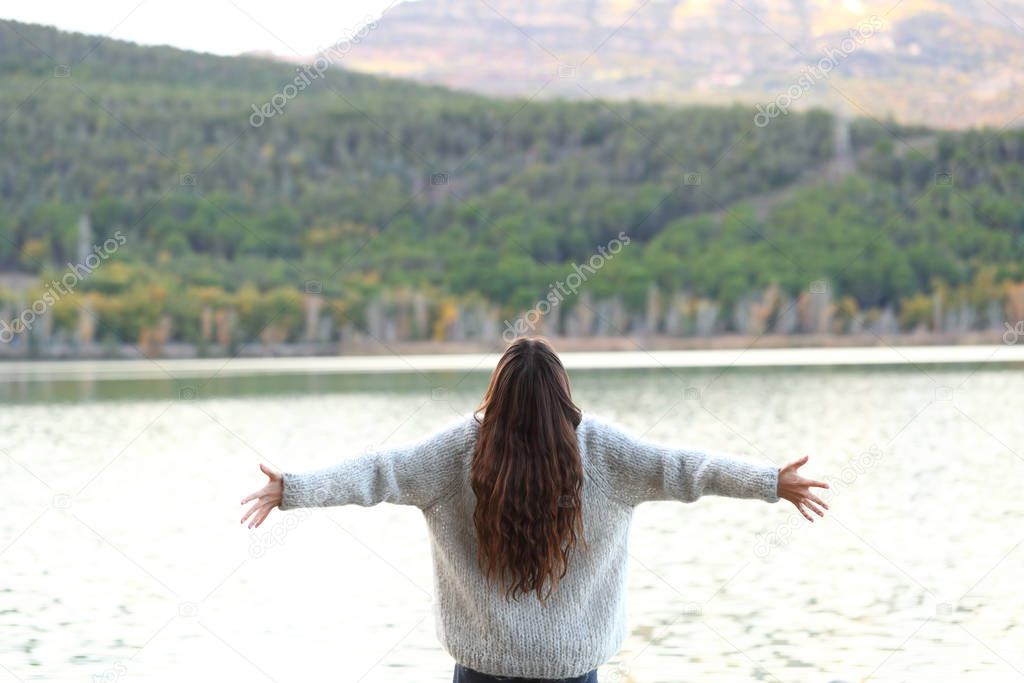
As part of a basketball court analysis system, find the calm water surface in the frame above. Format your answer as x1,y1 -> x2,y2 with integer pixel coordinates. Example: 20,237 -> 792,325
1,361 -> 1022,682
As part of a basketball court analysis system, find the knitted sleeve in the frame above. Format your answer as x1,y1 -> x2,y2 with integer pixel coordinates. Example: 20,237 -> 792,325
584,415 -> 780,507
280,414 -> 477,511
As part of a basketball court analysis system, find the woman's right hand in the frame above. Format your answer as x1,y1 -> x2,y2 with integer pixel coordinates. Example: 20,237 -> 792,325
241,463 -> 283,529
777,455 -> 829,522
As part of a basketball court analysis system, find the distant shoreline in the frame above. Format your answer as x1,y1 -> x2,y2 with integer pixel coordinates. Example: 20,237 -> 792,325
0,329 -> 1016,361
2,338 -> 1022,382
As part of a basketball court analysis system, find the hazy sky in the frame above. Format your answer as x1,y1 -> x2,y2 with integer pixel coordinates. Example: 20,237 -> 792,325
2,0 -> 406,56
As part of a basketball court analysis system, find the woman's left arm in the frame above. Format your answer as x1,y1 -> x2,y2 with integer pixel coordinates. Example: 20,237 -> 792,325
776,454 -> 831,522
588,417 -> 829,518
240,415 -> 476,528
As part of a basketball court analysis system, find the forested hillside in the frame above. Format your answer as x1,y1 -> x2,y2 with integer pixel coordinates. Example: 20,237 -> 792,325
1,20 -> 1023,354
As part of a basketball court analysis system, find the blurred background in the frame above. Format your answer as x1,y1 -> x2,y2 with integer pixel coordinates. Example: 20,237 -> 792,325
0,1 -> 1022,681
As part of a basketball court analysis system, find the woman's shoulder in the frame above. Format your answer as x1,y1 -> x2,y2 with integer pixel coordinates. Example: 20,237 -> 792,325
576,412 -> 636,460
434,411 -> 481,445
577,412 -> 631,440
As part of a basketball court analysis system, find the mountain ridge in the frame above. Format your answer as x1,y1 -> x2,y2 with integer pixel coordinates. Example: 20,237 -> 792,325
309,0 -> 1024,129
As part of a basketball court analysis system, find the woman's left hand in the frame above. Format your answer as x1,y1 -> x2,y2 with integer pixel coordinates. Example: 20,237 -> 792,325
777,455 -> 829,522
240,463 -> 283,529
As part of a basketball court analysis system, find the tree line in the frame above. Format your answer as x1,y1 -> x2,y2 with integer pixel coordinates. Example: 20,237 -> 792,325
1,20 -> 1022,353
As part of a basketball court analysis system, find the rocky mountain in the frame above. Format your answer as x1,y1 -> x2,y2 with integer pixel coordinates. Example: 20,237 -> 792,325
322,0 -> 1024,129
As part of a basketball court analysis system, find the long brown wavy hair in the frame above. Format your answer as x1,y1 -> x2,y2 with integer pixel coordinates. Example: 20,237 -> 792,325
471,337 -> 585,603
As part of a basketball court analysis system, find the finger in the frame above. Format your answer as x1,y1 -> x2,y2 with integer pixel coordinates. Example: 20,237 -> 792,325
241,502 -> 258,525
250,503 -> 273,529
246,503 -> 267,528
259,463 -> 281,480
241,500 -> 264,525
785,455 -> 810,471
240,489 -> 265,506
808,493 -> 829,509
803,499 -> 825,517
242,485 -> 272,505
795,502 -> 813,522
805,479 -> 830,489
252,505 -> 273,529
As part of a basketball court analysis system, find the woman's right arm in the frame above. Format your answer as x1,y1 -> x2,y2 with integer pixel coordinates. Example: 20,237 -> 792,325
240,415 -> 477,527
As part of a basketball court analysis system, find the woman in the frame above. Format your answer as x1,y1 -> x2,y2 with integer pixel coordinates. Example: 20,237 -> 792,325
241,337 -> 828,682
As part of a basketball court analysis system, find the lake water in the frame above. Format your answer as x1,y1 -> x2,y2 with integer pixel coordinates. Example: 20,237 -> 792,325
1,355 -> 1022,682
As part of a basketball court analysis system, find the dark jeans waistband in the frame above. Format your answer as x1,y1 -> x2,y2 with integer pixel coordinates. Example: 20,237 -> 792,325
453,663 -> 598,683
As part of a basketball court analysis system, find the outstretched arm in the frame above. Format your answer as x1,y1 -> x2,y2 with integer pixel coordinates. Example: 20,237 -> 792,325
240,415 -> 476,528
587,416 -> 827,516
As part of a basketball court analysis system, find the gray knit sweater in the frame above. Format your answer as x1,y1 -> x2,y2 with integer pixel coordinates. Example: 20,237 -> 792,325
281,413 -> 780,678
